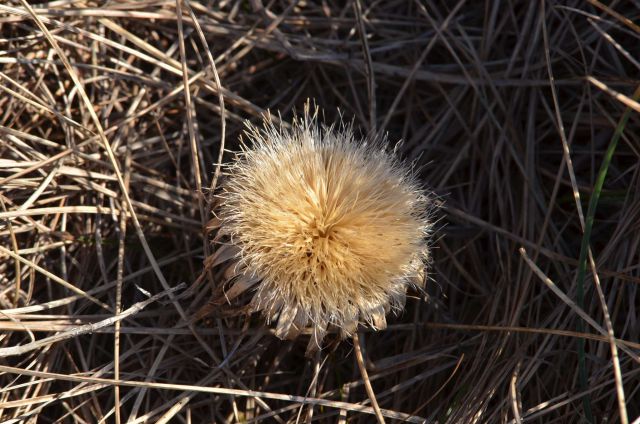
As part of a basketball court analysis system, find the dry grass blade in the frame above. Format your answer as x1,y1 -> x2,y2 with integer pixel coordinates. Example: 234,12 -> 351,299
352,0 -> 376,131
0,245 -> 111,311
0,284 -> 185,357
0,364 -> 427,423
353,332 -> 386,424
587,76 -> 640,113
586,0 -> 640,33
590,260 -> 628,424
519,249 -> 639,363
14,0 -> 189,327
175,0 -> 206,222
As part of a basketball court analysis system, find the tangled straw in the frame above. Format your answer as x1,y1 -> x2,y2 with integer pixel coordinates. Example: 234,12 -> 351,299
208,104 -> 434,354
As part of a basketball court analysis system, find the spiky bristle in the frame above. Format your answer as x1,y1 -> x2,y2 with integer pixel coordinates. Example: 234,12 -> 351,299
214,105 -> 433,353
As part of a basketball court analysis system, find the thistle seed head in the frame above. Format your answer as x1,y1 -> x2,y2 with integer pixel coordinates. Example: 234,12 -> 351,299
212,105 -> 433,354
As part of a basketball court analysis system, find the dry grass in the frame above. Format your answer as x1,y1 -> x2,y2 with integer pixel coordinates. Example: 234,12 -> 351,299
0,1 -> 639,423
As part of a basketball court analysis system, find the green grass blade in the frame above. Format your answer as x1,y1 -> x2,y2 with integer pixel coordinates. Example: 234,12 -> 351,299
575,85 -> 640,422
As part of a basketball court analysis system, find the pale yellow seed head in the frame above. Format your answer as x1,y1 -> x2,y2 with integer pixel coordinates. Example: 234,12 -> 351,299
215,105 -> 433,353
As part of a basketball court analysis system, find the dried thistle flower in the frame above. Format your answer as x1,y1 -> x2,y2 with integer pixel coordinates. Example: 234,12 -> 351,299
208,104 -> 433,354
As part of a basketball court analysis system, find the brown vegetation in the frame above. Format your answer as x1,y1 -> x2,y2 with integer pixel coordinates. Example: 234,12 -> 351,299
0,1 -> 639,423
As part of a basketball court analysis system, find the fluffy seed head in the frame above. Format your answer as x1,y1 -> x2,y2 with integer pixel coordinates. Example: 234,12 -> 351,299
214,106 -> 433,352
